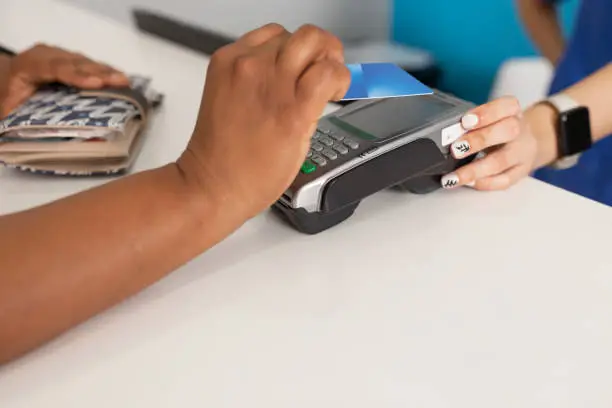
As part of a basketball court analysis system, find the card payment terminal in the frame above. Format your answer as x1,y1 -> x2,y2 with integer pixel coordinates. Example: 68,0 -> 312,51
272,90 -> 476,234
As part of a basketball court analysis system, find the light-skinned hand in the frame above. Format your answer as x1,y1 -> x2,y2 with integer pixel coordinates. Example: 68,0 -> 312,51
440,96 -> 539,190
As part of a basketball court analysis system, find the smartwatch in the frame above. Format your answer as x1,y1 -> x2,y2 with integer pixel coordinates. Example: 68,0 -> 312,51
542,93 -> 592,169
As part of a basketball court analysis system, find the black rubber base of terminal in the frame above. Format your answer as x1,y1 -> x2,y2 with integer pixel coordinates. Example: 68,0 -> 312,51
393,173 -> 445,194
272,153 -> 476,234
271,173 -> 446,235
272,200 -> 359,235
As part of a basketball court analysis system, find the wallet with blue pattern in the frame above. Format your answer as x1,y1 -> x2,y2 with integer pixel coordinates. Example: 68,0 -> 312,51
0,75 -> 162,176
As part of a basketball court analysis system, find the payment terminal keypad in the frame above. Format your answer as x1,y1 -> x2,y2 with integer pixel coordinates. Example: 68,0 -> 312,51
332,142 -> 349,154
312,142 -> 324,152
300,128 -> 362,174
311,154 -> 327,166
322,148 -> 337,160
319,136 -> 334,146
343,138 -> 359,150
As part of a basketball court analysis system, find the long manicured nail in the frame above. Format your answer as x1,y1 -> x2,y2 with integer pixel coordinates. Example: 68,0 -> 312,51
461,113 -> 479,129
441,173 -> 460,189
451,140 -> 471,158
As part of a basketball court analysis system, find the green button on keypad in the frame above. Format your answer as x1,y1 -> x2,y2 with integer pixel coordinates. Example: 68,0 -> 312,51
301,160 -> 316,174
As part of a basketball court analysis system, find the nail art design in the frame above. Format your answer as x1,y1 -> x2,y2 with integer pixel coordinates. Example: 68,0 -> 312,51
441,173 -> 460,189
452,140 -> 471,158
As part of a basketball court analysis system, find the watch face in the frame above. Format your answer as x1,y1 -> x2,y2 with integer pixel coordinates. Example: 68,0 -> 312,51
559,107 -> 592,156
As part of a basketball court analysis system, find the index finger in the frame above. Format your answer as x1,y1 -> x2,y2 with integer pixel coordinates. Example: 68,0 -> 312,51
460,95 -> 521,131
277,24 -> 344,78
296,59 -> 350,119
235,23 -> 289,49
11,45 -> 71,83
210,23 -> 288,69
72,60 -> 130,86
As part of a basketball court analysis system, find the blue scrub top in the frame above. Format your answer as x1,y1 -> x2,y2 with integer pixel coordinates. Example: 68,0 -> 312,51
532,0 -> 612,205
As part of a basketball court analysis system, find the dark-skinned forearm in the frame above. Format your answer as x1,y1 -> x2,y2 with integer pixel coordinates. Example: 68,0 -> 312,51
0,164 -> 245,364
0,54 -> 12,105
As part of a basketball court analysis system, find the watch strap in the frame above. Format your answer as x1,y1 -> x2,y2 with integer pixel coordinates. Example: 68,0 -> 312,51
543,93 -> 584,169
546,93 -> 580,113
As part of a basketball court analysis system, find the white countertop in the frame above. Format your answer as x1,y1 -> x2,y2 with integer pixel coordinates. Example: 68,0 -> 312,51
1,1 -> 612,407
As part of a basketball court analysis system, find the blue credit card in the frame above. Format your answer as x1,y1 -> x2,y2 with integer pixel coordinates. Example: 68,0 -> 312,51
341,62 -> 433,101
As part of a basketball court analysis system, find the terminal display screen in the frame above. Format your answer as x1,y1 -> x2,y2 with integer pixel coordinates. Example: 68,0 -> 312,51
335,95 -> 455,140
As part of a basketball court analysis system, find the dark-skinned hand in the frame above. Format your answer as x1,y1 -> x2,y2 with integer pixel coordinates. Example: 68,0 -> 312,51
0,43 -> 129,118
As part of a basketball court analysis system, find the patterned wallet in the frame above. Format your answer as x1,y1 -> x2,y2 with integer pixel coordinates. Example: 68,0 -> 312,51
0,75 -> 163,176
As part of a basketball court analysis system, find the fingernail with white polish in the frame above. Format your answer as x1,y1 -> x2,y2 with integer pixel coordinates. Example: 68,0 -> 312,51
465,180 -> 476,188
441,173 -> 460,189
451,140 -> 471,158
461,113 -> 479,130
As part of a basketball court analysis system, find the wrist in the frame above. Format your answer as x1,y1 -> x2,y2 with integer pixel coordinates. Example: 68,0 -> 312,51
0,54 -> 11,88
174,149 -> 253,227
524,102 -> 559,169
153,162 -> 250,249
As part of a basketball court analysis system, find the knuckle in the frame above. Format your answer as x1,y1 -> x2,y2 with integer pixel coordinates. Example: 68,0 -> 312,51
233,55 -> 260,77
296,24 -> 324,41
477,125 -> 494,146
510,96 -> 521,113
48,57 -> 66,70
497,175 -> 512,190
315,62 -> 334,79
469,129 -> 488,149
505,116 -> 521,138
502,95 -> 521,114
456,166 -> 474,183
327,34 -> 344,56
210,45 -> 234,66
72,53 -> 89,63
481,176 -> 505,191
55,59 -> 74,69
494,151 -> 512,173
477,157 -> 495,177
261,22 -> 285,32
99,64 -> 116,73
481,96 -> 520,123
30,42 -> 50,52
475,178 -> 493,190
478,159 -> 495,178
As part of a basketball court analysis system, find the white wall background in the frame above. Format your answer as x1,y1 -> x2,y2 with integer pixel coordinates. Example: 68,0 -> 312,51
59,0 -> 390,42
